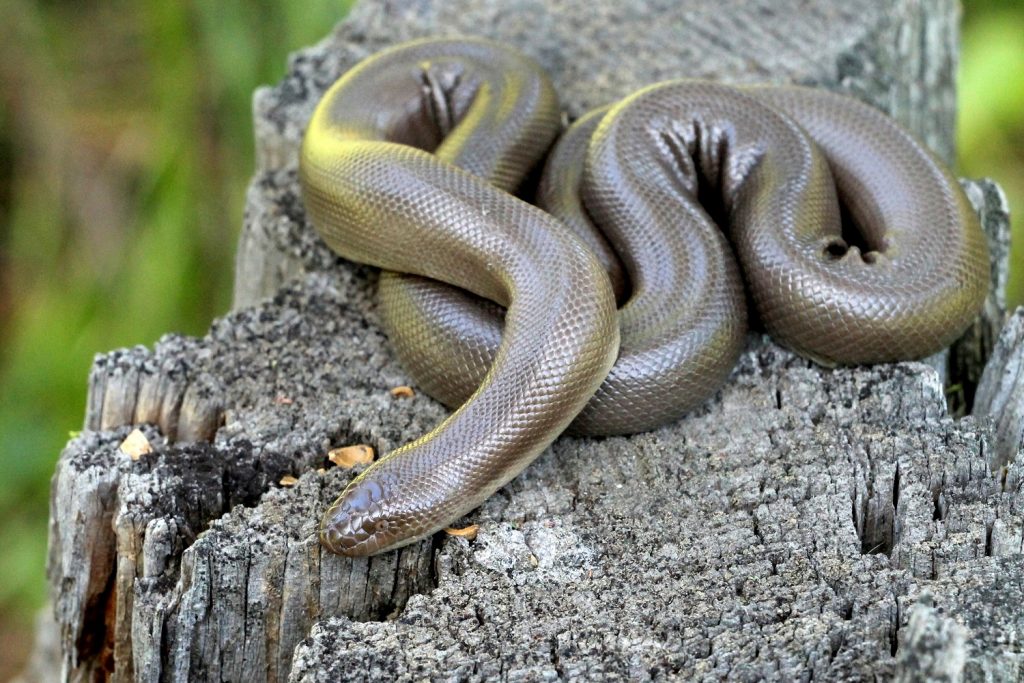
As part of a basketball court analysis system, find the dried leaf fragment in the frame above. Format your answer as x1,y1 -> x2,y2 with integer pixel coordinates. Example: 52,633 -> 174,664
444,524 -> 479,540
279,475 -> 299,486
390,385 -> 415,398
328,444 -> 375,468
120,429 -> 153,461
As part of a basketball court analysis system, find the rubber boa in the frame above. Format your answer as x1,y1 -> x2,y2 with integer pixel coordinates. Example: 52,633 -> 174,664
299,38 -> 989,556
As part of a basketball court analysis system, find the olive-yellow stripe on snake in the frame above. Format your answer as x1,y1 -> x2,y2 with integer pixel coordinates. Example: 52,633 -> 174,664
299,38 -> 989,557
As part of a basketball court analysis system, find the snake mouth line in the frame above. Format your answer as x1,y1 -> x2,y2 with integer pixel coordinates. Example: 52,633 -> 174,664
320,507 -> 385,556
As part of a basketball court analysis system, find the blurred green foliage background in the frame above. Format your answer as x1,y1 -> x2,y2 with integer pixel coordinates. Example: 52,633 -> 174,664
0,0 -> 353,673
0,0 -> 1019,675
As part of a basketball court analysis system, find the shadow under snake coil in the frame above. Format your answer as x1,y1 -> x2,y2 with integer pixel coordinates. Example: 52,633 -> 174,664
299,38 -> 990,557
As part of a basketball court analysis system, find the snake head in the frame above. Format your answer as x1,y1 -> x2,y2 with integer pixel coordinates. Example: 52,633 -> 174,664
320,475 -> 414,557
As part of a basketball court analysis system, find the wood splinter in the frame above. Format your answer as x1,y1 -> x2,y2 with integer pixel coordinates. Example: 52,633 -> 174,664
444,524 -> 479,540
120,429 -> 153,461
328,444 -> 375,468
390,385 -> 415,398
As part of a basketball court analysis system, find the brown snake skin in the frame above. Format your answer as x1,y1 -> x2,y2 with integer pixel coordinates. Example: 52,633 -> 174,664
299,38 -> 990,556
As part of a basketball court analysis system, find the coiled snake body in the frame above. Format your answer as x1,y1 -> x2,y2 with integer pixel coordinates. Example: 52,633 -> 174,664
299,38 -> 989,557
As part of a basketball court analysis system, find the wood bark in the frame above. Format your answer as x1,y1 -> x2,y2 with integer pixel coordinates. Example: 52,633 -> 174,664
37,0 -> 1022,681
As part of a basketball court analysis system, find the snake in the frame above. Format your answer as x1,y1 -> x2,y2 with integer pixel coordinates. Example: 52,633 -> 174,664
299,38 -> 990,557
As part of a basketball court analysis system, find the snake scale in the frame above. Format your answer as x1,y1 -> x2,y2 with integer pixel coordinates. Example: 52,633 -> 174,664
299,38 -> 989,557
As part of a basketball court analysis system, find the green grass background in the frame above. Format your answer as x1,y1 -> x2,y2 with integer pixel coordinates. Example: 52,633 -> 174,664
0,0 -> 1019,673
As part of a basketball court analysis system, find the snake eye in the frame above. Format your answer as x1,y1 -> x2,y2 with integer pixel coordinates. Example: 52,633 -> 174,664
374,519 -> 391,533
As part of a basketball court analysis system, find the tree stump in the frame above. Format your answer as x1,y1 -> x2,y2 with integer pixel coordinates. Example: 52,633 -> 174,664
41,1 -> 1021,681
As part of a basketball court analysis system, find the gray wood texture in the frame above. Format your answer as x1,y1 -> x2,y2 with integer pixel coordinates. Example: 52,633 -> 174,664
39,0 -> 1022,681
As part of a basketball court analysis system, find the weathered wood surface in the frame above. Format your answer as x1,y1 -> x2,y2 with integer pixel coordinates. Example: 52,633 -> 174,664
951,180 -> 1013,412
976,308 -> 1024,472
39,0 -> 1023,681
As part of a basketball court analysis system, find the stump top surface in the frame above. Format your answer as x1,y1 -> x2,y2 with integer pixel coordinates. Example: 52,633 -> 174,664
43,1 -> 1022,681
